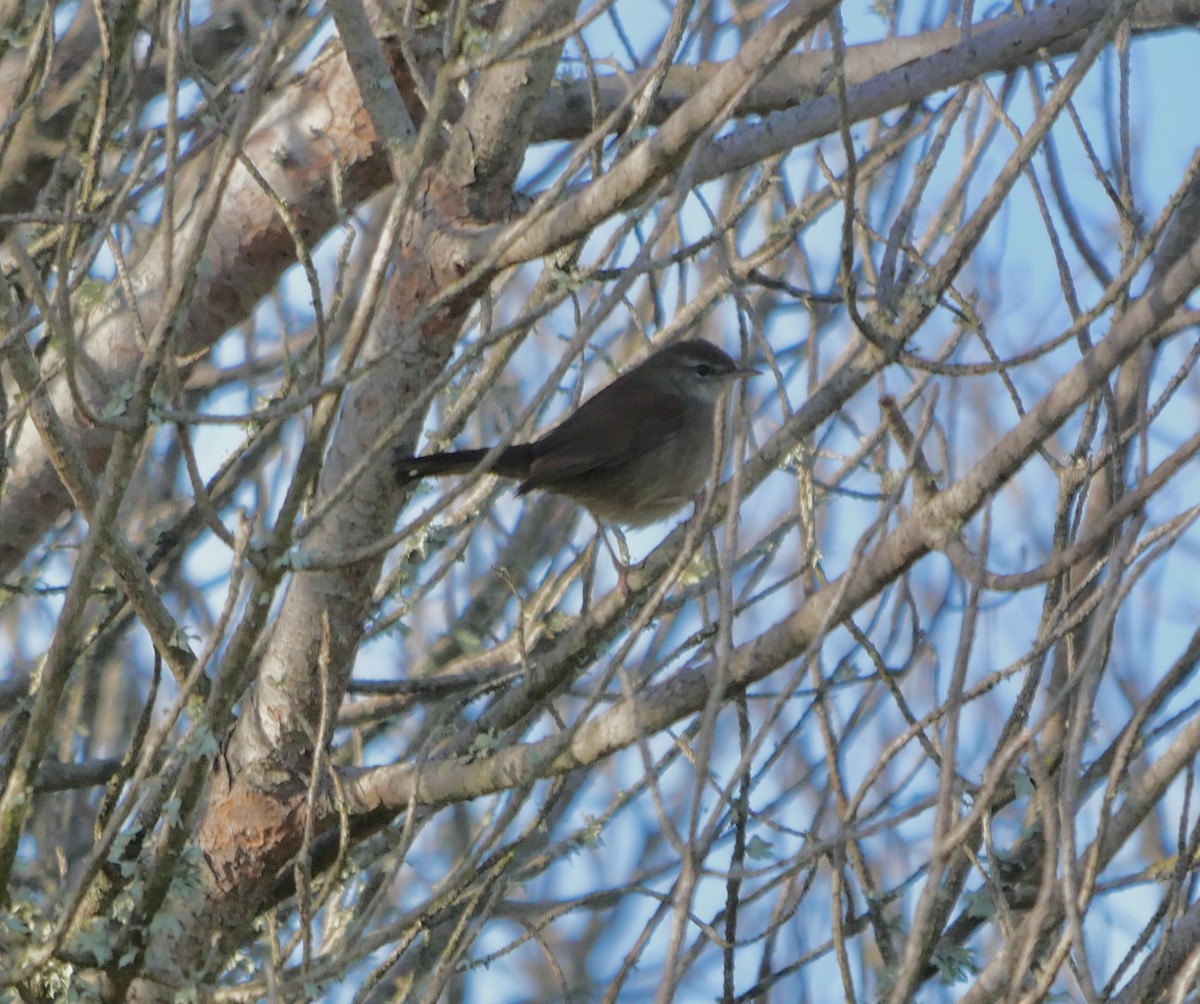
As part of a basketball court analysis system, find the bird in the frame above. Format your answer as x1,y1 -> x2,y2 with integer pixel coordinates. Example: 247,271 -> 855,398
396,339 -> 756,527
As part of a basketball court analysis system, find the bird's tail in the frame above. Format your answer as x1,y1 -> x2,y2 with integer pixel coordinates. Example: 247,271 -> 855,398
396,445 -> 534,483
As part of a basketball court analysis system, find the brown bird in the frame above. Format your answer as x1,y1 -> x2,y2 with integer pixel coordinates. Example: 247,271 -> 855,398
396,339 -> 756,527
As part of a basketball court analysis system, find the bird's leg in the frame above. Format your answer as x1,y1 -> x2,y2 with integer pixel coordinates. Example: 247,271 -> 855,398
595,523 -> 635,592
686,490 -> 711,526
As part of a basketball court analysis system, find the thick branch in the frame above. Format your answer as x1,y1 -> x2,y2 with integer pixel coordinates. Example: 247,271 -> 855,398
532,0 -> 1200,143
0,50 -> 388,575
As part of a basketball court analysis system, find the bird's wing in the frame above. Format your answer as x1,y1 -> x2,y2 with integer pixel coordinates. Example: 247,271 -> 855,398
518,377 -> 686,493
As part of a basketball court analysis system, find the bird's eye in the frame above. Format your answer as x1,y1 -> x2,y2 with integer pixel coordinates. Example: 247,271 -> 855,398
694,363 -> 715,377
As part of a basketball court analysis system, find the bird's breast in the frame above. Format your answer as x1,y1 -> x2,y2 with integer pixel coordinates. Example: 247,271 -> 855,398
576,417 -> 717,527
